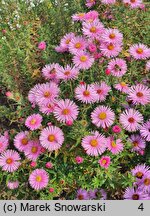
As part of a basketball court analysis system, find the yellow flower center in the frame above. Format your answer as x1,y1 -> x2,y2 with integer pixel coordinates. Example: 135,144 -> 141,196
90,139 -> 98,147
66,39 -> 71,44
109,33 -> 116,39
83,90 -> 90,96
80,55 -> 87,62
136,48 -> 143,54
62,108 -> 70,115
36,175 -> 42,182
133,141 -> 138,147
21,138 -> 28,145
136,92 -> 143,97
44,91 -> 51,98
90,26 -> 97,33
64,71 -> 70,76
102,159 -> 107,165
31,146 -> 38,153
111,141 -> 117,148
75,42 -> 82,49
30,119 -> 37,125
48,134 -> 55,142
99,112 -> 107,120
136,171 -> 143,179
130,0 -> 136,2
120,82 -> 126,87
107,43 -> 114,50
6,158 -> 13,164
78,13 -> 85,18
144,178 -> 150,186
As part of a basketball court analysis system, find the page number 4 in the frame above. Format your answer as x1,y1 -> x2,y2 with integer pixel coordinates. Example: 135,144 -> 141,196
138,203 -> 144,211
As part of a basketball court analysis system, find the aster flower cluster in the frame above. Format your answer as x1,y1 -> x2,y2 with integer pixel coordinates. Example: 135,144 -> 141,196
85,0 -> 145,9
124,164 -> 150,200
76,188 -> 107,200
0,0 -> 150,200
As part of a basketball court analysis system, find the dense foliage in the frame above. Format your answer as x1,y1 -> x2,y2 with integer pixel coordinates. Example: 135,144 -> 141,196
0,0 -> 150,200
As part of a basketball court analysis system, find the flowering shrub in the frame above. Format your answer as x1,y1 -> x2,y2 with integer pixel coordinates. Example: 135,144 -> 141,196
0,0 -> 150,200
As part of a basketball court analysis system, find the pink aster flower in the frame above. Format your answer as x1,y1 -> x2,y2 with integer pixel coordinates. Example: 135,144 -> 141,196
0,135 -> 9,153
91,105 -> 115,128
7,180 -> 19,190
42,63 -> 60,80
100,42 -> 122,58
107,58 -> 127,77
84,11 -> 99,22
35,82 -> 59,106
39,101 -> 56,115
88,43 -> 97,53
57,65 -> 79,81
28,84 -> 41,106
101,0 -> 116,4
54,99 -> 79,123
14,131 -> 30,152
129,43 -> 150,60
75,156 -> 84,164
114,82 -> 129,93
129,134 -> 146,153
73,51 -> 94,70
72,13 -> 86,22
128,84 -> 150,105
29,169 -> 49,190
123,0 -> 142,9
25,114 -> 42,131
49,187 -> 54,193
0,150 -> 21,173
82,131 -> 106,156
140,120 -> 150,141
39,126 -> 64,152
5,91 -> 13,98
146,60 -> 150,71
107,137 -> 124,154
30,161 -> 37,168
75,84 -> 98,104
94,52 -> 103,59
38,41 -> 46,50
101,28 -> 123,44
45,162 -> 53,169
112,125 -> 121,133
85,0 -> 96,8
76,189 -> 89,200
131,164 -> 150,180
119,108 -> 143,132
69,36 -> 87,54
139,173 -> 150,193
82,20 -> 105,39
60,32 -> 75,50
124,187 -> 149,200
93,82 -> 111,102
98,156 -> 111,169
24,140 -> 42,161
88,189 -> 98,199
